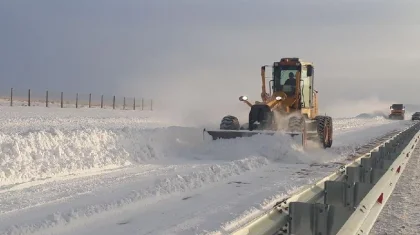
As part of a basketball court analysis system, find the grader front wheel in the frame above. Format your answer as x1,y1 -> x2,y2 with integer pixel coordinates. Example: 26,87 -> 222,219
288,116 -> 307,147
315,116 -> 333,148
220,115 -> 240,130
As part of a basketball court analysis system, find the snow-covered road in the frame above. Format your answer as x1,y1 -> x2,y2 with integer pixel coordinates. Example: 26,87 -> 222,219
0,106 -> 413,235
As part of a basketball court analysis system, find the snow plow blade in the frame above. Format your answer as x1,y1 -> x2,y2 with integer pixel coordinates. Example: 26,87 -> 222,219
203,129 -> 306,146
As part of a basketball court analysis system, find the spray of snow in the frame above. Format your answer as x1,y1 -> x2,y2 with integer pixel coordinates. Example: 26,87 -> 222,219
322,96 -> 396,118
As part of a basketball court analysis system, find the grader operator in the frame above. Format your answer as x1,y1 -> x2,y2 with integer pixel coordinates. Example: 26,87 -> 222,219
204,57 -> 333,148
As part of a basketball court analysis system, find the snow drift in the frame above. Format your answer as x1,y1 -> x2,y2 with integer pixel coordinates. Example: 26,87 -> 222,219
0,125 -> 310,186
0,104 -> 404,187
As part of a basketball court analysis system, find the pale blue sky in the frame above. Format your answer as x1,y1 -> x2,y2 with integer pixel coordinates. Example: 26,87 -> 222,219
1,0 -> 420,117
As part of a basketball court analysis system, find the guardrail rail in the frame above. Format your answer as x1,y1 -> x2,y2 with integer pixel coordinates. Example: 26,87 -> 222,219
232,122 -> 420,235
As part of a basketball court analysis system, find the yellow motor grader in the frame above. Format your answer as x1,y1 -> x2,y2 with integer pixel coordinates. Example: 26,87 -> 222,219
204,57 -> 333,148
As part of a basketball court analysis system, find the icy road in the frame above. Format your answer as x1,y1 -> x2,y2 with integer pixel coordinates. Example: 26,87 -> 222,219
0,106 -> 414,235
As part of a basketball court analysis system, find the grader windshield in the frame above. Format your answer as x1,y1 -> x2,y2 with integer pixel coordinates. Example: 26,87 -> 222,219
272,65 -> 299,96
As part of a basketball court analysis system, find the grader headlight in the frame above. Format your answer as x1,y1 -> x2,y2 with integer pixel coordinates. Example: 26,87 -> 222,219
239,96 -> 248,101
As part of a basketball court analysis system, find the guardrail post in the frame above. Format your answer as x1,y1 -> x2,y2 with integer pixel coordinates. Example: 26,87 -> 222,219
289,202 -> 351,235
89,93 -> 92,108
46,90 -> 49,107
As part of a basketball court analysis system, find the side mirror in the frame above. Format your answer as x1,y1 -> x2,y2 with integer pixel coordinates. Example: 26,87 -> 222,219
307,65 -> 313,77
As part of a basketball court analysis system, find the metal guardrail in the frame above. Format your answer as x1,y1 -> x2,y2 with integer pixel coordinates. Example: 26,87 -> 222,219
231,122 -> 420,235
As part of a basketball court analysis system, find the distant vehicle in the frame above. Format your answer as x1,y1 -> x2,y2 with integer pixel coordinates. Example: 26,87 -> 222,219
388,104 -> 405,120
412,112 -> 420,121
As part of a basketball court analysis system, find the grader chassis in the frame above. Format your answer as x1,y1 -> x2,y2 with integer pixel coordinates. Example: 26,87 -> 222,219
204,58 -> 333,148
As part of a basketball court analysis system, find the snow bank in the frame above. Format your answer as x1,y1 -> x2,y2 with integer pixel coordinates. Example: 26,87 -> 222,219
0,104 -> 405,186
0,107 -> 181,185
0,126 -> 193,185
0,126 -> 309,186
0,106 -> 329,186
0,128 -> 129,185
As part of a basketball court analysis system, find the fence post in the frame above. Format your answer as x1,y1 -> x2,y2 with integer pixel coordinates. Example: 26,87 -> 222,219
151,99 -> 153,111
61,92 -> 64,108
10,88 -> 13,107
89,93 -> 92,108
133,97 -> 136,110
28,89 -> 31,106
142,98 -> 144,110
76,93 -> 79,108
101,95 -> 104,108
46,90 -> 49,107
113,96 -> 116,109
123,97 -> 126,110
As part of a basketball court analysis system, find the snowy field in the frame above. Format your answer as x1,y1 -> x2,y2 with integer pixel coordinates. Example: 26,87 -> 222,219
0,105 -> 415,235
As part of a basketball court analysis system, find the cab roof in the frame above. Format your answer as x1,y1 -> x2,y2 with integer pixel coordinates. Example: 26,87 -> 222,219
278,57 -> 313,66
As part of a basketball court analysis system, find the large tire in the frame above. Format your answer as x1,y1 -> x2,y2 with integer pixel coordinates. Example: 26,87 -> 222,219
288,116 -> 307,147
315,116 -> 333,148
326,116 -> 333,147
220,115 -> 240,130
288,116 -> 305,132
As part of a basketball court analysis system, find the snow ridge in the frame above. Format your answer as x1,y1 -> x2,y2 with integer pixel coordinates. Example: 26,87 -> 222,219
0,128 -> 131,185
0,123 -> 312,187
